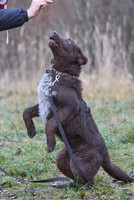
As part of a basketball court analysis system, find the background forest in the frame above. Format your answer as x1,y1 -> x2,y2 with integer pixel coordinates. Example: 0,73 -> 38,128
0,0 -> 134,87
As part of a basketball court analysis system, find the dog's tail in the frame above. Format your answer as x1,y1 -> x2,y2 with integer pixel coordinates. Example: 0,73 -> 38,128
102,155 -> 134,183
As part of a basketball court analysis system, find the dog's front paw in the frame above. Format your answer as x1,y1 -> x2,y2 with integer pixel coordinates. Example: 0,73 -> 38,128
47,144 -> 55,153
28,129 -> 36,138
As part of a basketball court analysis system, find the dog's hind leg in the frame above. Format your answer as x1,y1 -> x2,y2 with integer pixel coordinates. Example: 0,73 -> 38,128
70,150 -> 103,185
23,104 -> 39,138
56,147 -> 74,180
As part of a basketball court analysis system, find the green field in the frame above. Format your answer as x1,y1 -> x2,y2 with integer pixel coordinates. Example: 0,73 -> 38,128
0,86 -> 134,200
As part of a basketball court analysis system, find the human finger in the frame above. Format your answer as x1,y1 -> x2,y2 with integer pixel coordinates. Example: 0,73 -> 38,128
46,0 -> 53,4
40,2 -> 47,9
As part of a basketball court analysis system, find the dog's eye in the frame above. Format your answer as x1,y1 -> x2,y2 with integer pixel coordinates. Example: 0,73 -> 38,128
68,39 -> 72,44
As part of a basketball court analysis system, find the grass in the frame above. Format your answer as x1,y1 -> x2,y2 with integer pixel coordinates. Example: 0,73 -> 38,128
0,78 -> 134,200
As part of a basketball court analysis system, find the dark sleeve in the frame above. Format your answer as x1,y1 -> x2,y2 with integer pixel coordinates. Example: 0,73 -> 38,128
0,8 -> 29,31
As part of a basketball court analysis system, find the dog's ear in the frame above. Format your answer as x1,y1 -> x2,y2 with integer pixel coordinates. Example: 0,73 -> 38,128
78,49 -> 88,66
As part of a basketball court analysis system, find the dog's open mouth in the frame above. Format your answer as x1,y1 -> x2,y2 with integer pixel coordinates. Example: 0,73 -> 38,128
49,37 -> 59,47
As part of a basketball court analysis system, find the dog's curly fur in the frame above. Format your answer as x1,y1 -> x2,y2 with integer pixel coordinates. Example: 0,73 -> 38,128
23,32 -> 134,185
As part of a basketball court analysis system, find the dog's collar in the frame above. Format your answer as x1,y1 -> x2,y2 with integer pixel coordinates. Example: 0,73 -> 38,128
46,68 -> 77,78
46,68 -> 61,76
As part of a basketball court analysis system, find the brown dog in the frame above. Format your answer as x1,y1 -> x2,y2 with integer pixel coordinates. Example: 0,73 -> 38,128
23,31 -> 134,185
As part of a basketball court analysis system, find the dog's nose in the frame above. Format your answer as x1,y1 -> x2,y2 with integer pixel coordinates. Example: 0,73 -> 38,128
52,31 -> 57,36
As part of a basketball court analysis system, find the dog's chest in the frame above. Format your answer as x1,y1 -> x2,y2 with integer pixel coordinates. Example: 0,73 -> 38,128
37,73 -> 56,122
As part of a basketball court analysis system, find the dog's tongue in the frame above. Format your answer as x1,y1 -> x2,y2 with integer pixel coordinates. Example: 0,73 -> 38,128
49,38 -> 55,42
49,38 -> 58,47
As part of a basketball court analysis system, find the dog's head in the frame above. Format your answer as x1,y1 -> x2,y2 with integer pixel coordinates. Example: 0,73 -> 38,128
48,31 -> 88,76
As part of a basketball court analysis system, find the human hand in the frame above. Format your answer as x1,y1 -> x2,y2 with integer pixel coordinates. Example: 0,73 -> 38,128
27,0 -> 53,19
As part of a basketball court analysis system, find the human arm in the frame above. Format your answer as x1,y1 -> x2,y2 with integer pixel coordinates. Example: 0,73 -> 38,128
0,8 -> 28,31
0,0 -> 53,31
